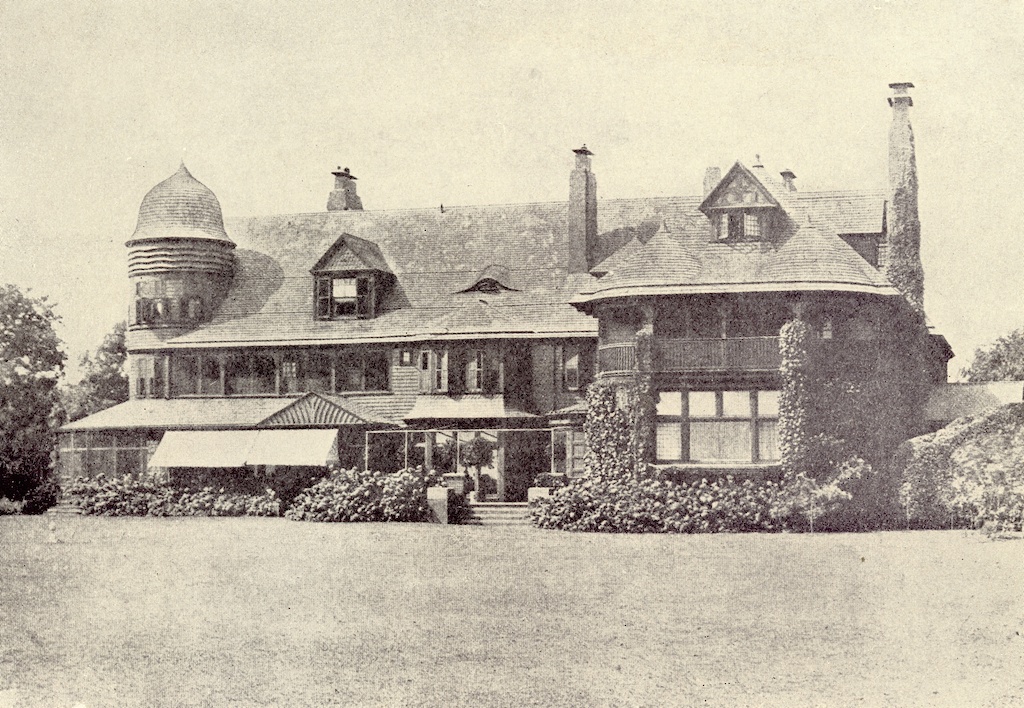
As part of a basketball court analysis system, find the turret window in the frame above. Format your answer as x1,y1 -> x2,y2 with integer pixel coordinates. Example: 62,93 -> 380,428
715,211 -> 766,242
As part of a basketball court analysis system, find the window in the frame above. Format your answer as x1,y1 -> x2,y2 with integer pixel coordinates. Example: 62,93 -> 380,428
563,347 -> 580,391
170,355 -> 200,396
655,390 -> 780,463
134,357 -> 164,399
716,211 -> 763,241
419,349 -> 449,393
315,275 -> 374,320
466,350 -> 484,392
334,350 -> 389,392
821,317 -> 834,340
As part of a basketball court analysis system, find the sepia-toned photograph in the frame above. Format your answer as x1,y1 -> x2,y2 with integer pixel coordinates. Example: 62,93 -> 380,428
2,1 -> 1022,706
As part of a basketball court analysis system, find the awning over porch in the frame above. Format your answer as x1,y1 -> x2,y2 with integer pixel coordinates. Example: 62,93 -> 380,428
148,430 -> 258,468
147,429 -> 341,468
246,429 -> 340,467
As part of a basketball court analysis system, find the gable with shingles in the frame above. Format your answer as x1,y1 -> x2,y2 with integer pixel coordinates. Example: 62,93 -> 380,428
257,392 -> 389,427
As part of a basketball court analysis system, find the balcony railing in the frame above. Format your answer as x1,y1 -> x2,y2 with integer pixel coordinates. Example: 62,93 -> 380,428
597,343 -> 637,374
655,337 -> 781,372
597,337 -> 783,375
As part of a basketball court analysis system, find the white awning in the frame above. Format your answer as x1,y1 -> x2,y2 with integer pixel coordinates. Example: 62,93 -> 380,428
246,429 -> 340,467
147,429 -> 340,469
148,430 -> 259,468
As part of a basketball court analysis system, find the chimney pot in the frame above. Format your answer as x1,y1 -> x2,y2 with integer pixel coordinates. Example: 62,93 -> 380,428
888,82 -> 914,107
780,169 -> 797,192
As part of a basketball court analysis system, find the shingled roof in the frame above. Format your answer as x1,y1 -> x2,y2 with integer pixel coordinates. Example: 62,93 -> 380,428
128,171 -> 893,350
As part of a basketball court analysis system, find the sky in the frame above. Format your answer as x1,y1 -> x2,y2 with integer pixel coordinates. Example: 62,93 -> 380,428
2,0 -> 1024,380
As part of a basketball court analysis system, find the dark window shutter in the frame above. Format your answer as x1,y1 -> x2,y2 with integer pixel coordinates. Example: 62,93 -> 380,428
315,278 -> 332,319
449,348 -> 467,395
483,350 -> 502,394
356,277 -> 372,318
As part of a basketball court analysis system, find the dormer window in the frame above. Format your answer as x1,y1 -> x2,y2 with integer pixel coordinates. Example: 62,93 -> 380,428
716,211 -> 764,241
310,233 -> 393,321
316,276 -> 372,319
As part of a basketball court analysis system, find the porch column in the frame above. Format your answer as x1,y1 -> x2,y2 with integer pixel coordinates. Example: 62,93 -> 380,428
494,430 -> 506,502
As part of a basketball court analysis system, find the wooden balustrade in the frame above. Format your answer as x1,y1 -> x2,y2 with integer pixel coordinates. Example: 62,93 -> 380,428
597,343 -> 637,374
655,337 -> 781,372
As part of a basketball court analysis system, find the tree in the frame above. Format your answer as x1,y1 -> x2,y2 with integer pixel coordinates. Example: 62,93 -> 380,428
60,321 -> 128,422
964,328 -> 1024,382
0,284 -> 65,500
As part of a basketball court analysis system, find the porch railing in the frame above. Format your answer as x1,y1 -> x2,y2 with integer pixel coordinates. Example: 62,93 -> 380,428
655,337 -> 781,371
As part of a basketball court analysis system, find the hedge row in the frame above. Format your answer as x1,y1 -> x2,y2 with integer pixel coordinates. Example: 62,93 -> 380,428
531,474 -> 789,533
63,466 -> 445,522
63,475 -> 281,517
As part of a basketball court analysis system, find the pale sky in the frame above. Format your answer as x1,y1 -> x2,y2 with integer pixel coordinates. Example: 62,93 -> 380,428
2,1 -> 1023,379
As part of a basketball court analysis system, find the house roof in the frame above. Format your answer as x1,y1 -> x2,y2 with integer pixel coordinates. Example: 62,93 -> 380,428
124,166 -> 893,350
925,382 -> 1024,423
59,393 -> 391,431
573,208 -> 896,305
129,163 -> 234,246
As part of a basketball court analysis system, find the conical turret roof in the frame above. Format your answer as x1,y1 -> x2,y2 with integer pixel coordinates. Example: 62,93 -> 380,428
590,221 -> 700,292
129,163 -> 234,245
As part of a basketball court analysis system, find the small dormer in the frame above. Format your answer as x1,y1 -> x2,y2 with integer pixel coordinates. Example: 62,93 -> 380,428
699,161 -> 782,242
456,265 -> 520,295
310,234 -> 393,320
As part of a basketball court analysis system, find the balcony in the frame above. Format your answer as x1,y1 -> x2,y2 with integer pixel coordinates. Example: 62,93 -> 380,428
598,337 -> 781,375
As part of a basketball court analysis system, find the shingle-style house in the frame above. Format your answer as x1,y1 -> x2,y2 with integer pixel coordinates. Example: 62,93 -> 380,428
58,83 -> 953,500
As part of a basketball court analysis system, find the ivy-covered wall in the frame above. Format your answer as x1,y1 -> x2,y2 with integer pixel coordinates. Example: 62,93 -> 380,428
776,299 -> 930,528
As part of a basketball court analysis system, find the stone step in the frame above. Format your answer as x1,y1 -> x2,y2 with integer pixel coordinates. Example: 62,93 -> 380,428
46,503 -> 82,516
465,502 -> 532,526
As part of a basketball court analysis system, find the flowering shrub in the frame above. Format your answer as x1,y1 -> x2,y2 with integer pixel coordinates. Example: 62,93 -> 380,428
532,473 -> 789,533
63,474 -> 280,517
0,497 -> 22,515
897,403 -> 1024,534
532,473 -> 568,489
284,466 -> 442,523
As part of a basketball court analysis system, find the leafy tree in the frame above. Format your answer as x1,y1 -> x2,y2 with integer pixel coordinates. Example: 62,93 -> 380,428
60,321 -> 128,422
0,284 -> 65,500
964,328 -> 1024,382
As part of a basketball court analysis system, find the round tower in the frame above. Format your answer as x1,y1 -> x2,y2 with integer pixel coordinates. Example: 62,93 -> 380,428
126,163 -> 235,335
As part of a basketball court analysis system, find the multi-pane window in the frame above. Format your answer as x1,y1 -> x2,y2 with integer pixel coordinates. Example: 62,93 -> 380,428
315,275 -> 374,319
419,349 -> 449,393
335,350 -> 390,392
655,389 -> 780,464
716,211 -> 763,242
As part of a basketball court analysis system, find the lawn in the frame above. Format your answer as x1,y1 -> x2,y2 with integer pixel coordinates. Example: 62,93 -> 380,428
1,518 -> 1022,707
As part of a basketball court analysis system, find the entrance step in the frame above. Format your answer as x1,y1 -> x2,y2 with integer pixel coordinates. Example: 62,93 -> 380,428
46,501 -> 82,516
464,502 -> 531,526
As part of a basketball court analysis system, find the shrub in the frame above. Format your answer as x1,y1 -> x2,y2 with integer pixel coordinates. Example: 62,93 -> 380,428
63,474 -> 281,517
532,473 -> 568,489
532,473 -> 789,534
285,466 -> 439,523
0,497 -> 22,515
898,403 -> 1024,534
22,477 -> 60,515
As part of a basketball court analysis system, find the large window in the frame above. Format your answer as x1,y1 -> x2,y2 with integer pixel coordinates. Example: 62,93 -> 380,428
655,389 -> 780,463
336,349 -> 389,392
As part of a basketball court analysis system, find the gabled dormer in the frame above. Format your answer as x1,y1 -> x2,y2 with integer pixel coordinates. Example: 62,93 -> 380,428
699,161 -> 783,242
310,234 -> 393,320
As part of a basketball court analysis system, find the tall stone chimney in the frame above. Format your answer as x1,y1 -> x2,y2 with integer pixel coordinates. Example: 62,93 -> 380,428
885,82 -> 924,312
568,145 -> 597,272
327,167 -> 363,211
703,167 -> 721,197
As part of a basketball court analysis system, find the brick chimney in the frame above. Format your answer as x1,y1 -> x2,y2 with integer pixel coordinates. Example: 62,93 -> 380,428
703,167 -> 721,197
885,82 -> 924,312
327,167 -> 363,211
568,145 -> 598,272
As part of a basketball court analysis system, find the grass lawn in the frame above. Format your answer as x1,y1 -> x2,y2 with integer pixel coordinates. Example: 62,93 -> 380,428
1,518 -> 1022,707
